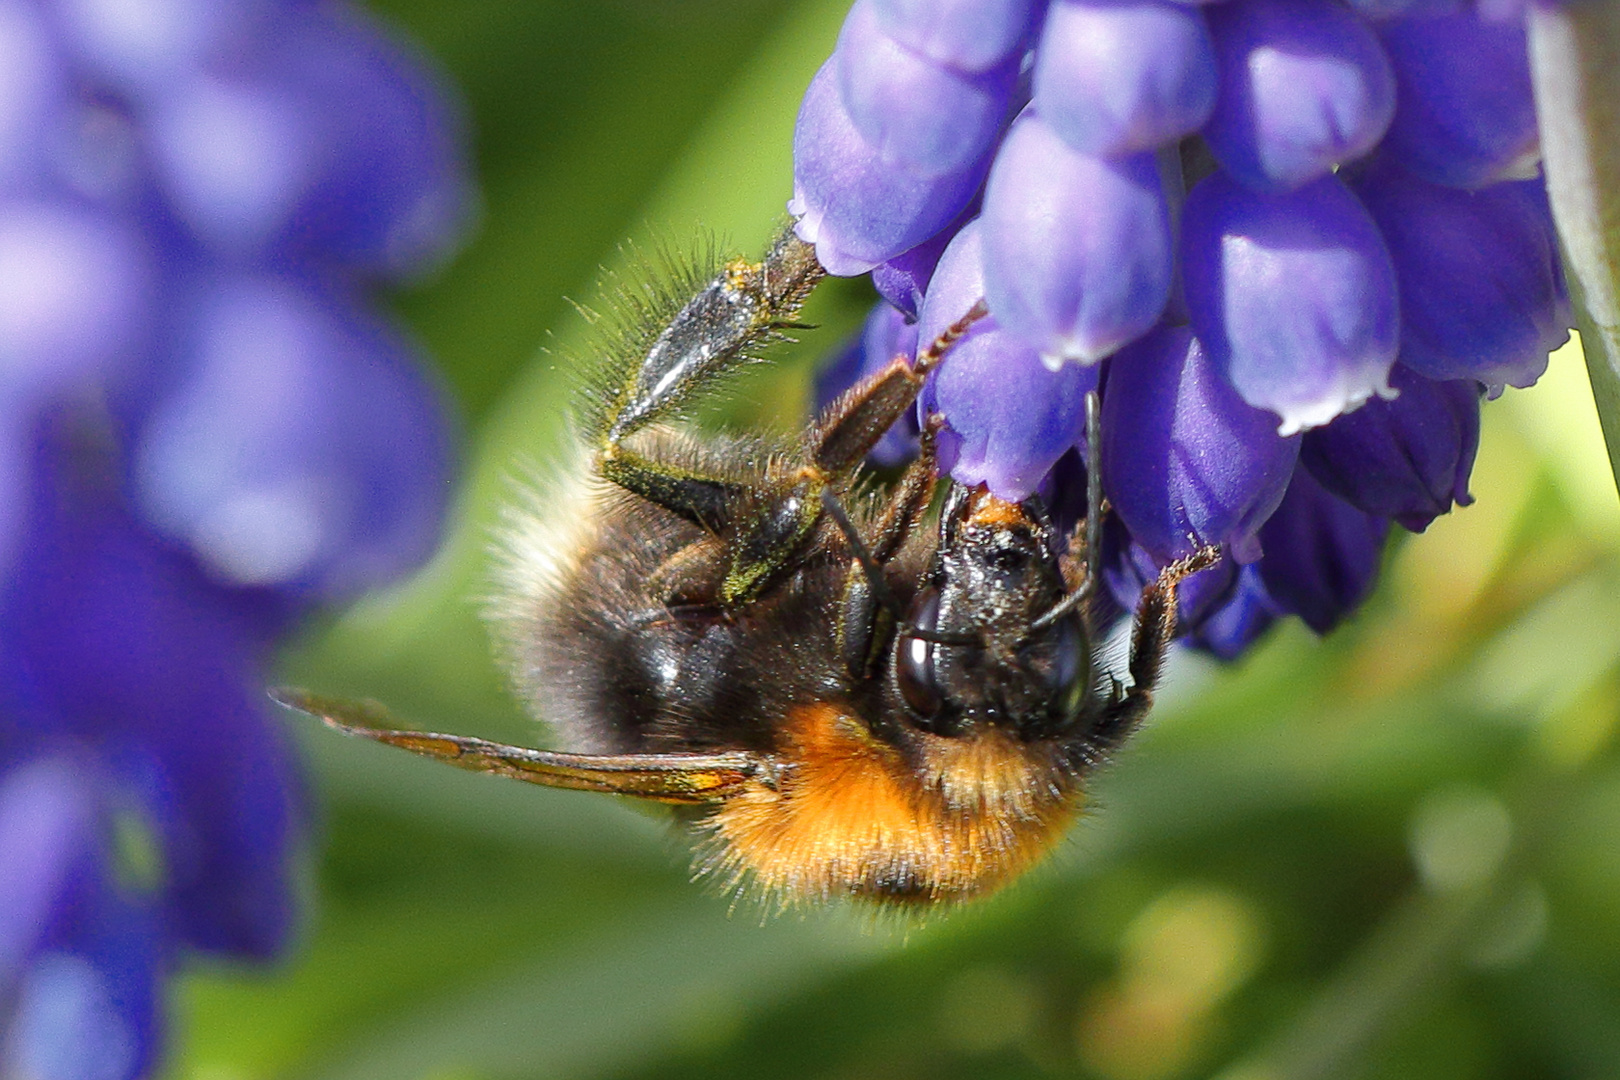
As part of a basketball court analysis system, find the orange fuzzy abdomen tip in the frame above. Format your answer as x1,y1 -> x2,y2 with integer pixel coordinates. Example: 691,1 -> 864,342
702,703 -> 1081,906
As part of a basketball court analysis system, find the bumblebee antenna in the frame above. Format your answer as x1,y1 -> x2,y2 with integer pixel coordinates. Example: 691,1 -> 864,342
1083,389 -> 1102,590
1029,390 -> 1103,635
820,489 -> 978,647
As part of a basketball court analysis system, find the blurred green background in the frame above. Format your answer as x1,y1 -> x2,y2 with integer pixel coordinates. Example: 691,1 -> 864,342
162,1 -> 1620,1077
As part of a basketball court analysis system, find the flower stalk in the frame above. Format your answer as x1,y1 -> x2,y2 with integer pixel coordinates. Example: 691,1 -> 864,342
1529,0 -> 1620,501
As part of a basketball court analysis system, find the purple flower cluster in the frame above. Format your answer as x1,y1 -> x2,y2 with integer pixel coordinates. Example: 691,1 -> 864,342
798,0 -> 1571,655
0,2 -> 468,1076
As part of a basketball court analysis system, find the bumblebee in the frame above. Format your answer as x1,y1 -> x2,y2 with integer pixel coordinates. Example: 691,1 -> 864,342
278,227 -> 1216,908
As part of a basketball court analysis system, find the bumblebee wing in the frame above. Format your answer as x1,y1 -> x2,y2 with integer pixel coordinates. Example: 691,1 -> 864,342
271,688 -> 766,804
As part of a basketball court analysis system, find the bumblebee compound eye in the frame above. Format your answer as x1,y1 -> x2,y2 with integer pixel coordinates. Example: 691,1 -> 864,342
1019,613 -> 1092,733
896,587 -> 946,726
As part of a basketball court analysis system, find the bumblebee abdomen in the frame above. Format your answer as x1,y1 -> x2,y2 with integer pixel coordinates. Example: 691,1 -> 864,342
700,702 -> 1082,906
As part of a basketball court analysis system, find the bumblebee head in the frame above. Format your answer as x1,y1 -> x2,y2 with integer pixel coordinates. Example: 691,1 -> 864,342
893,484 -> 1092,742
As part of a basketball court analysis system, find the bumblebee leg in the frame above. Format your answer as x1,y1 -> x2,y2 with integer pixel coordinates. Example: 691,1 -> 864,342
645,534 -> 729,608
705,319 -> 963,606
598,448 -> 755,533
830,419 -> 943,677
585,231 -> 833,604
1031,392 -> 1104,632
596,229 -> 824,445
869,413 -> 942,560
1084,546 -> 1221,755
594,439 -> 815,608
807,302 -> 987,477
590,230 -> 823,537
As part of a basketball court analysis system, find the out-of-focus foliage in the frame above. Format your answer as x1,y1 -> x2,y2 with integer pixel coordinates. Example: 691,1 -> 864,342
165,1 -> 1620,1078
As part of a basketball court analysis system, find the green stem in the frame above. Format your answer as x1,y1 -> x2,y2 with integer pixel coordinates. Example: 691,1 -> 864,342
1529,2 -> 1620,503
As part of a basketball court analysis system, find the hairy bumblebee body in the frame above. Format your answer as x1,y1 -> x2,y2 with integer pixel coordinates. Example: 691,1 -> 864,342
500,448 -> 1084,903
279,228 -> 1215,908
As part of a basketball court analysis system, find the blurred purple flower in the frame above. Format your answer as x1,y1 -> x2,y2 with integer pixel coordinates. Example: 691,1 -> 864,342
0,1 -> 470,1076
133,272 -> 451,598
53,0 -> 289,96
786,0 -> 1571,655
140,6 -> 470,277
0,0 -> 65,187
0,197 -> 155,405
0,420 -> 23,570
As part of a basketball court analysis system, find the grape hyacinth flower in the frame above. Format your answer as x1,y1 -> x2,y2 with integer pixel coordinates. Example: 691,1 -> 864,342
800,0 -> 1576,654
0,3 -> 469,1077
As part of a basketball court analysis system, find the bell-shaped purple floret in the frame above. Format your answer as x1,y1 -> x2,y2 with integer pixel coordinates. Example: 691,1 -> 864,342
133,271 -> 454,601
0,422 -> 22,576
1188,564 -> 1279,660
0,757 -> 99,982
837,0 -> 1019,178
1201,0 -> 1395,193
0,747 -> 168,1080
1256,466 -> 1389,634
1037,448 -> 1092,543
0,0 -> 69,188
869,0 -> 1037,72
791,60 -> 990,276
815,302 -> 921,467
1034,0 -> 1216,158
0,198 -> 154,407
1376,9 -> 1537,190
1301,363 -> 1479,532
1101,513 -> 1239,630
872,230 -> 953,321
1473,0 -> 1537,22
1102,325 -> 1300,565
141,6 -> 470,277
1350,161 -> 1567,388
54,0 -> 290,96
4,461 -> 299,959
143,698 -> 301,958
4,890 -> 163,1080
1341,0 -> 1461,18
980,111 -> 1172,364
917,219 -> 1095,501
1182,170 -> 1399,433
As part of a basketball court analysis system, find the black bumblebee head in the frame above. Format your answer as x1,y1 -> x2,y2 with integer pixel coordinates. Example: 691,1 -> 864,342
894,484 -> 1092,741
